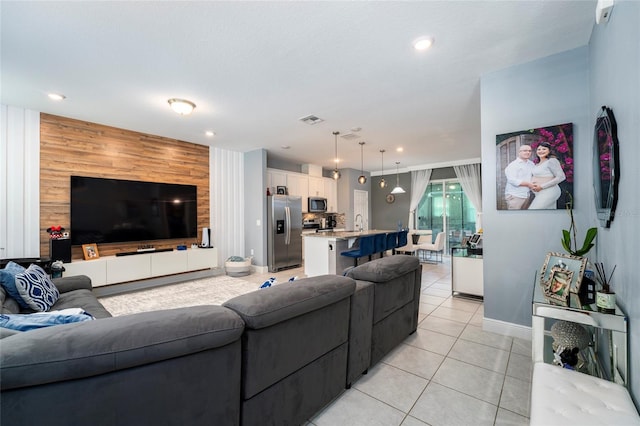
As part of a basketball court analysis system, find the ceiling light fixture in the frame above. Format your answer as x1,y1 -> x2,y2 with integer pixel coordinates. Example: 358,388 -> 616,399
168,98 -> 196,115
332,131 -> 341,180
413,36 -> 435,51
391,162 -> 406,194
48,93 -> 66,101
379,149 -> 386,188
358,142 -> 367,185
205,131 -> 215,137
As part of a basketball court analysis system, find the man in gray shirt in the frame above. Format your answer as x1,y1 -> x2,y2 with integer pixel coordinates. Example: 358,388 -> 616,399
504,145 -> 535,209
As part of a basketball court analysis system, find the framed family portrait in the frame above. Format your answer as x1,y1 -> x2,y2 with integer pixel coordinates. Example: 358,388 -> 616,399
82,243 -> 100,260
540,252 -> 587,293
496,123 -> 574,211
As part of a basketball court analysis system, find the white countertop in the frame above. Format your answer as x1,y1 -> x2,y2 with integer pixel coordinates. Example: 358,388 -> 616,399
303,229 -> 394,240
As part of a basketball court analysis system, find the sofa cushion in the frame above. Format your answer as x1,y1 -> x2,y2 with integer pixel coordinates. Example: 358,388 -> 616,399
223,275 -> 356,329
345,254 -> 420,283
14,264 -> 60,312
0,308 -> 94,332
0,261 -> 28,309
51,289 -> 112,319
0,286 -> 20,314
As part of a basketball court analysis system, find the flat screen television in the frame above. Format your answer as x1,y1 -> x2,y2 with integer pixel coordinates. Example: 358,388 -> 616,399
70,176 -> 197,245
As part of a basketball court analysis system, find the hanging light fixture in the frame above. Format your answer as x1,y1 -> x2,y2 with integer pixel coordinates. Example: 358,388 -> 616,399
332,131 -> 341,180
391,161 -> 406,194
358,142 -> 367,184
379,149 -> 386,188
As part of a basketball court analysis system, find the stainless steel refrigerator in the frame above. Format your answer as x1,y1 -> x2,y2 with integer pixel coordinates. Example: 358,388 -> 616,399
267,195 -> 303,272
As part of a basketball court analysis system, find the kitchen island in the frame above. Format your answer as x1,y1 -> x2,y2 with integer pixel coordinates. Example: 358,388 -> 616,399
303,230 -> 392,277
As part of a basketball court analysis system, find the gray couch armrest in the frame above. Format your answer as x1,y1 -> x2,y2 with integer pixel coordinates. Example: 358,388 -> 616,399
52,275 -> 92,293
0,305 -> 244,391
223,275 -> 355,329
345,255 -> 419,282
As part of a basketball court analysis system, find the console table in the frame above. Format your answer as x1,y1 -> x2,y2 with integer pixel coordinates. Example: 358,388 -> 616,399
531,274 -> 628,386
451,246 -> 483,299
63,248 -> 218,287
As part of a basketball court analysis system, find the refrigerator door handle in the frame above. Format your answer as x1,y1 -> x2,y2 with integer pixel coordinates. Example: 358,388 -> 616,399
285,206 -> 291,245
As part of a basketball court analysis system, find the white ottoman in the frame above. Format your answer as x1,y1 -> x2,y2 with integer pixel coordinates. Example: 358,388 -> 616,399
531,362 -> 640,426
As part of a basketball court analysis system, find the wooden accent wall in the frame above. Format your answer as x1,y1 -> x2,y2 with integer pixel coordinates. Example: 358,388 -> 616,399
40,114 -> 209,259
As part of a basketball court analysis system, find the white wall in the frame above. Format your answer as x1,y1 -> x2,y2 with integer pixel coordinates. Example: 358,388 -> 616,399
0,105 -> 40,259
480,47 -> 591,329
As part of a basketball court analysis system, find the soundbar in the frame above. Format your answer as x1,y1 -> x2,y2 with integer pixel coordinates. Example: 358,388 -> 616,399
115,248 -> 174,257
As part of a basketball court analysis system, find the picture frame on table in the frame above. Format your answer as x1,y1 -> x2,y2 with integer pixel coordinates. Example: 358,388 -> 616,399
540,251 -> 587,293
276,186 -> 287,195
543,266 -> 573,306
82,243 -> 100,260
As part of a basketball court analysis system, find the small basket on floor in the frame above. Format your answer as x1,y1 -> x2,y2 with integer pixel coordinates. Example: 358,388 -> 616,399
225,256 -> 252,277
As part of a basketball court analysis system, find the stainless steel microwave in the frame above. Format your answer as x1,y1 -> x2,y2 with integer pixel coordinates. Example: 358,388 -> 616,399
308,197 -> 327,213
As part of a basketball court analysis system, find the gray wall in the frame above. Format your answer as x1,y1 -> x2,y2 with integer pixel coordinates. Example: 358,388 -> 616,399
589,1 -> 640,402
482,1 -> 639,402
371,171 -> 411,230
481,46 -> 590,328
336,168 -> 371,229
244,149 -> 268,266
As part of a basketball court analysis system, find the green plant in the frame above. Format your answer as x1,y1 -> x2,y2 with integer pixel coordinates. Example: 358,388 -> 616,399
561,193 -> 597,257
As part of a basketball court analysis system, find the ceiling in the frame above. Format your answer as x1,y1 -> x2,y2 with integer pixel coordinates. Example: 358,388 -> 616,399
1,1 -> 596,174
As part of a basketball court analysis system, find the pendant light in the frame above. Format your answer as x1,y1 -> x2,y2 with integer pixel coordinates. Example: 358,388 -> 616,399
358,142 -> 367,184
379,149 -> 386,188
332,131 -> 341,180
391,161 -> 406,194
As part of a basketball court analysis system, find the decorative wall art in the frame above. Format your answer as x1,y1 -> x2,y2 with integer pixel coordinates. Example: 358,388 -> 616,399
496,123 -> 573,210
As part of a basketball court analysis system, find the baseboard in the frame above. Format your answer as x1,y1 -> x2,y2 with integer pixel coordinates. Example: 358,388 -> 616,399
251,264 -> 268,274
483,317 -> 532,341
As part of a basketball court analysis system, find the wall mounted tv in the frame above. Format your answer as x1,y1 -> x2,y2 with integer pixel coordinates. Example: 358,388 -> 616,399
70,176 -> 198,245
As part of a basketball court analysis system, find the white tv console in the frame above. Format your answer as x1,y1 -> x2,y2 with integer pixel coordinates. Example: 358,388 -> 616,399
63,248 -> 218,287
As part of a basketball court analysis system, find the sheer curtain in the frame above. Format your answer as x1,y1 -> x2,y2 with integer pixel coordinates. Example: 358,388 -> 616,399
408,169 -> 432,229
453,163 -> 482,231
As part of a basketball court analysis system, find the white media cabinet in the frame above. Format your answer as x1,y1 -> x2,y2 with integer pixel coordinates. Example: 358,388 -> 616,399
63,248 -> 218,287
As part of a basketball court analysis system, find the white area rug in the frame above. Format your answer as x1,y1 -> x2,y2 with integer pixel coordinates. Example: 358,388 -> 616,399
98,275 -> 267,316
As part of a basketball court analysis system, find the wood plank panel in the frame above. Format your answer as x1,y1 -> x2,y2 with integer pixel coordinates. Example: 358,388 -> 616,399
40,114 -> 210,259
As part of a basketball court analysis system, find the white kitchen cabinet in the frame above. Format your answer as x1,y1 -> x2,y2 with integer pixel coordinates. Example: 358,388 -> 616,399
267,169 -> 287,191
308,177 -> 324,197
324,178 -> 338,212
286,173 -> 309,212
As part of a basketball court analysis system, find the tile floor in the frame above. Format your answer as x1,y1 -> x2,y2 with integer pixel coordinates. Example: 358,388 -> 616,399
244,258 -> 533,426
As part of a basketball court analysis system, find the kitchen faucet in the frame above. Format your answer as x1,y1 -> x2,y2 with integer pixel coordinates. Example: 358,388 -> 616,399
355,214 -> 363,232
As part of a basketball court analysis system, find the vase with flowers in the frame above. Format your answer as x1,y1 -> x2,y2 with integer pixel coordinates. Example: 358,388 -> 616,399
594,262 -> 616,313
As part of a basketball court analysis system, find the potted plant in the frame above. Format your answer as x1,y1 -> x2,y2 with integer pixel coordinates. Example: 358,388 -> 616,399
594,262 -> 616,313
561,193 -> 597,257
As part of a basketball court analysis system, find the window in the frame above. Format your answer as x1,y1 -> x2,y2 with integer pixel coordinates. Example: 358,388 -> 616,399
417,180 -> 477,252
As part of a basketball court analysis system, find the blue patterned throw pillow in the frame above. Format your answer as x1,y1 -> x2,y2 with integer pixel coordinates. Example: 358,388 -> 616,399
0,261 -> 29,309
14,264 -> 60,312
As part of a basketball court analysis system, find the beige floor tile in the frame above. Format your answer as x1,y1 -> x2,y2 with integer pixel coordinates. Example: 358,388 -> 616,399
447,339 -> 510,374
439,297 -> 482,313
311,388 -> 406,426
418,302 -> 438,315
422,287 -> 451,298
354,363 -> 428,412
409,382 -> 498,426
418,315 -> 466,337
499,376 -> 531,417
432,358 -> 505,405
383,343 -> 445,380
506,352 -> 533,382
400,415 -> 429,426
404,328 -> 457,356
494,408 -> 529,426
430,306 -> 474,323
419,293 -> 447,306
469,311 -> 485,326
510,337 -> 532,356
460,324 -> 513,351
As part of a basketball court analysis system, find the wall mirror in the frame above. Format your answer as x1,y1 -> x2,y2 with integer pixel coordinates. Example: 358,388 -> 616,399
593,106 -> 620,228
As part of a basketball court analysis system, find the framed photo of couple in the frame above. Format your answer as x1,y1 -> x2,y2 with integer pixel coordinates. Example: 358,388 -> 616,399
540,252 -> 587,305
496,123 -> 574,211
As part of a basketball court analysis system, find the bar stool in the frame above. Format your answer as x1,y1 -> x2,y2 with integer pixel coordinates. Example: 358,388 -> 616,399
385,232 -> 398,255
396,230 -> 408,252
341,235 -> 375,266
373,233 -> 387,258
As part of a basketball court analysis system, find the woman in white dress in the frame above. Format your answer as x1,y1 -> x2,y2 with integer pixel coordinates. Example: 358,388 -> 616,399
529,142 -> 566,209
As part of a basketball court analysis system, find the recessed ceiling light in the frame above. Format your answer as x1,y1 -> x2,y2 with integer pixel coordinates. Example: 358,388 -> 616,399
396,147 -> 404,152
413,37 -> 434,51
205,131 -> 215,137
281,145 -> 290,149
48,93 -> 66,101
168,98 -> 196,115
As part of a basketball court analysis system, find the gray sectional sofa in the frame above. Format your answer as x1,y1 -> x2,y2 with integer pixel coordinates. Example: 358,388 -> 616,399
1,255 -> 422,426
